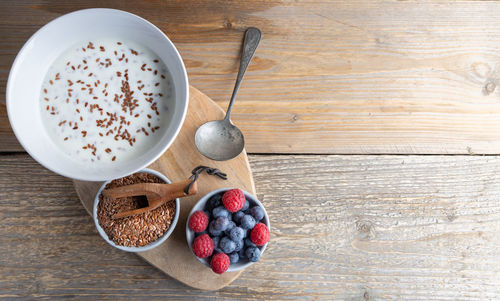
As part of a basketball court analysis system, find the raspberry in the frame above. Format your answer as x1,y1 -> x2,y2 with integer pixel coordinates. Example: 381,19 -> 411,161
210,253 -> 230,274
222,189 -> 245,212
188,211 -> 209,232
192,234 -> 214,258
250,223 -> 270,246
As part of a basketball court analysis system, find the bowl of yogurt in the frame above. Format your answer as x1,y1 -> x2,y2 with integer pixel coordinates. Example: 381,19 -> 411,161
7,8 -> 189,181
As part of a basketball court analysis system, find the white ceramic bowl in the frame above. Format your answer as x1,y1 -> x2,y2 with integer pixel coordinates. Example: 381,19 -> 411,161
93,168 -> 180,252
7,8 -> 189,181
186,188 -> 270,272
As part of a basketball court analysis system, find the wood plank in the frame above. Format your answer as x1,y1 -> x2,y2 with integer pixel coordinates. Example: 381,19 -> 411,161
3,1 -> 500,154
2,153 -> 500,299
0,103 -> 19,151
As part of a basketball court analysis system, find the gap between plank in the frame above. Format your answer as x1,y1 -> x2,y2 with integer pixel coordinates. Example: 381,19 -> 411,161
1,151 -> 498,157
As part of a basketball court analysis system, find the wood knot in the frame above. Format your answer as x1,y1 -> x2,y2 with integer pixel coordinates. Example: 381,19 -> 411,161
471,62 -> 492,79
223,18 -> 233,30
355,219 -> 376,240
447,213 -> 457,222
483,81 -> 496,95
290,114 -> 299,123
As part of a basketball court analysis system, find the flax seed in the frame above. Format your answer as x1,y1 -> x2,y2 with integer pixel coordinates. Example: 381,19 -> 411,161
41,40 -> 172,164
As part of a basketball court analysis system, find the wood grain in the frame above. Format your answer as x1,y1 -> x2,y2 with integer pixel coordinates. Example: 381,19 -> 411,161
74,86 -> 255,290
3,1 -> 500,154
3,153 -> 500,299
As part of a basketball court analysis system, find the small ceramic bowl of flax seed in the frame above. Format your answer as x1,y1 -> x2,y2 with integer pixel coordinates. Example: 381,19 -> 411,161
93,168 -> 179,252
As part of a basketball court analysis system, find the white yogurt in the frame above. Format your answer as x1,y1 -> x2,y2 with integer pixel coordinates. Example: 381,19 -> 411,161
39,39 -> 174,164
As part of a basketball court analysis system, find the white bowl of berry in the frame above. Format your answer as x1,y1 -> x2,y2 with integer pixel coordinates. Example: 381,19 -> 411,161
186,188 -> 270,274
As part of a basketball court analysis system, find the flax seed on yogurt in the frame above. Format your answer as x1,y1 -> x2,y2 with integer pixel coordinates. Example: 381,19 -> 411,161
40,39 -> 174,163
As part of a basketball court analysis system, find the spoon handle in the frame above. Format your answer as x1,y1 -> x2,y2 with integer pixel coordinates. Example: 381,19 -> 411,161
225,27 -> 262,120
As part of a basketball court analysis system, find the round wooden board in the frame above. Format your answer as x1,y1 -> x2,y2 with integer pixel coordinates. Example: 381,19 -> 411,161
73,86 -> 255,290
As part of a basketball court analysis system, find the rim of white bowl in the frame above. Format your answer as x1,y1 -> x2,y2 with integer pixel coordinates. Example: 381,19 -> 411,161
6,8 -> 189,181
93,168 -> 180,252
186,188 -> 270,272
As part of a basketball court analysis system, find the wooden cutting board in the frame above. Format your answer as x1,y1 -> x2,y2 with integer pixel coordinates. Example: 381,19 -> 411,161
73,86 -> 255,290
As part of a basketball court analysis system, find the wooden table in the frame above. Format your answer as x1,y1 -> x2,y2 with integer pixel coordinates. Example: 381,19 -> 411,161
2,1 -> 500,299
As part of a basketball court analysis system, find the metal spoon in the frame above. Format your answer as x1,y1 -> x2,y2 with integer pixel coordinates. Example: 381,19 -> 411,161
195,27 -> 262,161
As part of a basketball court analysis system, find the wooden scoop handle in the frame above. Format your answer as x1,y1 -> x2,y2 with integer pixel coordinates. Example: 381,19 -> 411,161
158,179 -> 199,199
108,179 -> 198,219
102,179 -> 198,200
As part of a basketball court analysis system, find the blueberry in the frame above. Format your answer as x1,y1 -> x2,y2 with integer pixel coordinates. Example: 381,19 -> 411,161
233,211 -> 245,224
234,239 -> 244,252
219,237 -> 236,253
244,237 -> 256,248
212,236 -> 223,253
203,210 -> 211,220
245,247 -> 261,262
240,215 -> 256,230
224,221 -> 236,236
228,252 -> 239,264
207,193 -> 222,210
209,221 -> 222,237
229,227 -> 246,241
242,199 -> 250,211
212,206 -> 230,219
249,206 -> 265,221
238,248 -> 246,259
213,216 -> 229,231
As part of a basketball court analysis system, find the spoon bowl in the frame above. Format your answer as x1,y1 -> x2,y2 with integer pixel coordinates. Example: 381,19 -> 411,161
195,119 -> 245,161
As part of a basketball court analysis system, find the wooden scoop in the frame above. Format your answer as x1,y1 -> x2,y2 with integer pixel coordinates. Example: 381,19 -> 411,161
102,179 -> 198,219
